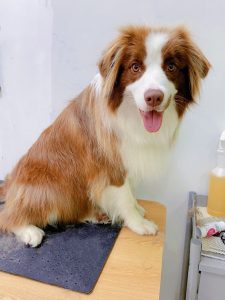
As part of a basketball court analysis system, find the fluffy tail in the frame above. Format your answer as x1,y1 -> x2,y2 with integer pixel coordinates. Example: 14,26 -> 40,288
0,180 -> 6,204
0,209 -> 9,232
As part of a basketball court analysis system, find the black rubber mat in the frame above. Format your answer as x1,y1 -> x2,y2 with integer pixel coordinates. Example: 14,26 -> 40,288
0,223 -> 121,293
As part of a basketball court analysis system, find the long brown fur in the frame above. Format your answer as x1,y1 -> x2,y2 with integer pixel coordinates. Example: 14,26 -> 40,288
0,86 -> 125,232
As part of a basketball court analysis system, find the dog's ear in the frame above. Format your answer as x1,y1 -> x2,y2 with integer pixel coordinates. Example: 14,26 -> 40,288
98,36 -> 126,110
187,41 -> 211,99
176,27 -> 211,100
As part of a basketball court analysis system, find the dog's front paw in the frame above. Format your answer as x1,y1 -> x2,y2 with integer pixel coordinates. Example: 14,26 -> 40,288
126,218 -> 158,235
13,225 -> 45,247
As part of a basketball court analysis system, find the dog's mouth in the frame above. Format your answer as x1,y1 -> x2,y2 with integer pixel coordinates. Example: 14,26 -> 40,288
139,110 -> 163,133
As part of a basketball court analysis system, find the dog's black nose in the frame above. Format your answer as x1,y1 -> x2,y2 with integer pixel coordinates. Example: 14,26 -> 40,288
144,89 -> 164,107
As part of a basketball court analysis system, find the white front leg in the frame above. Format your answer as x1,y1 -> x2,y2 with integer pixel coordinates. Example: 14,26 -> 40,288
99,179 -> 158,235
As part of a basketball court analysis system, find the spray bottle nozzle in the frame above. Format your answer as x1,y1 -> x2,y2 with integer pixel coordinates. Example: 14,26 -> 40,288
218,130 -> 225,152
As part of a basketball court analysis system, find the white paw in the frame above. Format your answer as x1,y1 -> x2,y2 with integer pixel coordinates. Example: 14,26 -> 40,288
13,225 -> 45,247
136,203 -> 146,217
126,218 -> 158,235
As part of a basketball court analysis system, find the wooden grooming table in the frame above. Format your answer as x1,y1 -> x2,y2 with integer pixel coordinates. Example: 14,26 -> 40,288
0,200 -> 166,300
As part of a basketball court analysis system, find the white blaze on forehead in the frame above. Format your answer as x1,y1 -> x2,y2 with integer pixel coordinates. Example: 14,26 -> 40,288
124,30 -> 177,113
145,32 -> 169,65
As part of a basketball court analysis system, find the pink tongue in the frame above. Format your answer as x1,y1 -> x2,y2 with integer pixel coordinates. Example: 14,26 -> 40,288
140,110 -> 163,132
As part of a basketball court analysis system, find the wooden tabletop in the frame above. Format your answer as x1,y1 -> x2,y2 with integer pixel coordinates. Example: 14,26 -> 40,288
0,200 -> 166,300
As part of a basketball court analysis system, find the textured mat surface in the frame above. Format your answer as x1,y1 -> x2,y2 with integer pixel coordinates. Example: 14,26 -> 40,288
0,223 -> 121,293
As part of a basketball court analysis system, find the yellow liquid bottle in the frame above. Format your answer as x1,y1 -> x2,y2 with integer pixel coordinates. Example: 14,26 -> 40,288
207,131 -> 225,217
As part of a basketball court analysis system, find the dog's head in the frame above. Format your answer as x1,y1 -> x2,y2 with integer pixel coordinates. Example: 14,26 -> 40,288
98,25 -> 210,133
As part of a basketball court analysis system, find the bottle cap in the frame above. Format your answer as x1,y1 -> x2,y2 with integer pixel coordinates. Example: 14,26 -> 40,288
217,130 -> 225,153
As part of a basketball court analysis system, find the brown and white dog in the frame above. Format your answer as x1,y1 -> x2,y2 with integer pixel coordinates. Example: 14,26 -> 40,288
0,25 -> 210,247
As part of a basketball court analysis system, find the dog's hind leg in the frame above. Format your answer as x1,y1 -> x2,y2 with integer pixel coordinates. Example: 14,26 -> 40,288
0,183 -> 52,247
0,206 -> 46,247
13,225 -> 45,247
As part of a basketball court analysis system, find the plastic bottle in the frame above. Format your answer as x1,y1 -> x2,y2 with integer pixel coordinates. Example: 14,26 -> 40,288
207,131 -> 225,217
197,221 -> 225,238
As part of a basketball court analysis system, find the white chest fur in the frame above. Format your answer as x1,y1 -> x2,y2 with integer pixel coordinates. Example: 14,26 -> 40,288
115,95 -> 179,186
120,138 -> 170,186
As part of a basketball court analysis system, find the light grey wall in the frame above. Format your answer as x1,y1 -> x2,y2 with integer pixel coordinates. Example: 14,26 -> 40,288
0,1 -> 225,299
0,0 -> 52,177
52,1 -> 225,299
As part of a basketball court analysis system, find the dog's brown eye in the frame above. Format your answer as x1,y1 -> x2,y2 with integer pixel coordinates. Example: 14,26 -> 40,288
131,63 -> 141,73
167,63 -> 176,72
